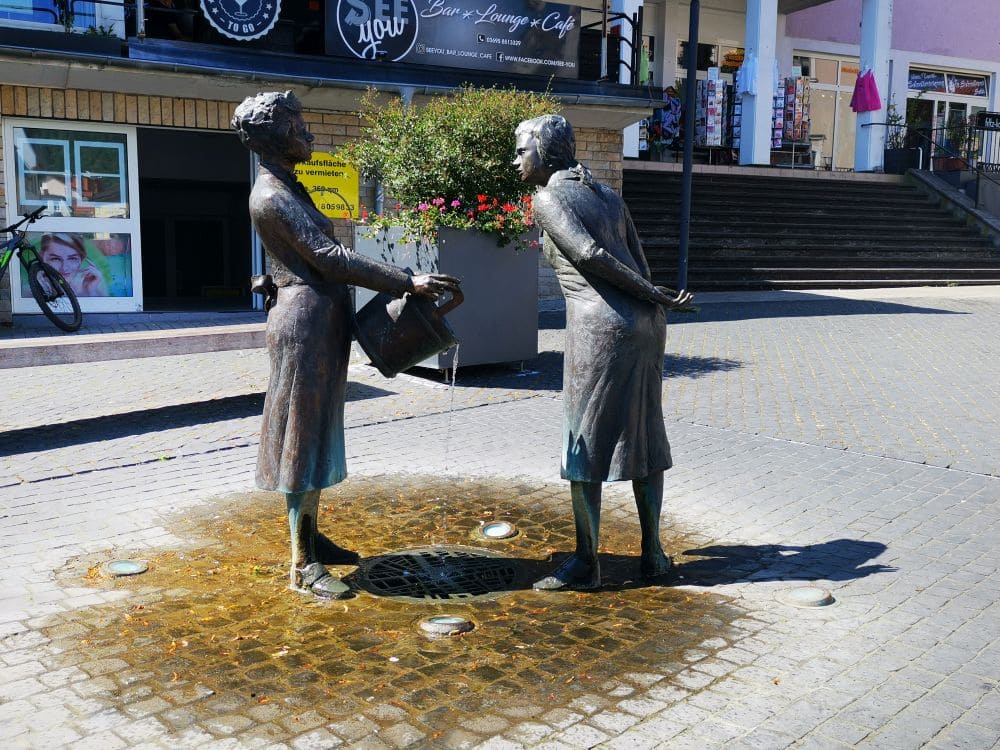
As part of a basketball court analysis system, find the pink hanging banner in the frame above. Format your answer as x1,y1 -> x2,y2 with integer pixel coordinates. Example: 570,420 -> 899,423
851,70 -> 883,113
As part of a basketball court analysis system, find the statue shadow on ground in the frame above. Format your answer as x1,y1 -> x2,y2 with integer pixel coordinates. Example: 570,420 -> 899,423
663,296 -> 969,326
400,349 -> 742,392
540,297 -> 966,330
670,539 -> 895,587
334,538 -> 892,600
0,383 -> 393,457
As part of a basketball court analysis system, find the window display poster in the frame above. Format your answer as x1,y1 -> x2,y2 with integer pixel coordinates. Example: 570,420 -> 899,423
326,0 -> 580,79
20,232 -> 133,299
294,153 -> 361,219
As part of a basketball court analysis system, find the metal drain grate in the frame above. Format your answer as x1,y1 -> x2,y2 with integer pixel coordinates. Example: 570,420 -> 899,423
358,546 -> 521,601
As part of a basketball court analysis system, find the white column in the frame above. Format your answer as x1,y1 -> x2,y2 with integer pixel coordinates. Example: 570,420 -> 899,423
656,0 -> 680,90
854,0 -> 893,172
614,0 -> 644,158
739,0 -> 778,166
612,0 -> 643,84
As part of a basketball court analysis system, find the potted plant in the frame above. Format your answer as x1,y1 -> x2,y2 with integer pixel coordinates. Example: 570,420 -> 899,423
882,102 -> 921,174
340,85 -> 558,369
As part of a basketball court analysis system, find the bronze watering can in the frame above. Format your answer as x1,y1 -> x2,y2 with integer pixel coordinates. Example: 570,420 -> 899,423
354,288 -> 464,377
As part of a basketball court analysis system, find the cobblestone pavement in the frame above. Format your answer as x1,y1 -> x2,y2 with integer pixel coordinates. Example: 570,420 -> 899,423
1,287 -> 998,749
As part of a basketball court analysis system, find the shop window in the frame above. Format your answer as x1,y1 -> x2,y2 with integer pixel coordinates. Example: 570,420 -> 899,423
814,58 -> 838,85
4,119 -> 142,313
13,127 -> 129,218
0,0 -> 96,28
792,55 -> 811,78
17,138 -> 70,209
839,63 -> 858,88
719,46 -> 745,75
677,41 -> 717,72
75,142 -> 126,210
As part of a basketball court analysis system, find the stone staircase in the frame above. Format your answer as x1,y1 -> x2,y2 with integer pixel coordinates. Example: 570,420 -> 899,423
623,167 -> 1000,290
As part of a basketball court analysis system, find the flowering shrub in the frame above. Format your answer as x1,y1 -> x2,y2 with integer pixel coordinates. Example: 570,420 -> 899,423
340,85 -> 558,251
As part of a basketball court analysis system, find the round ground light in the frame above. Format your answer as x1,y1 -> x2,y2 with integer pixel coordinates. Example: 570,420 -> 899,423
419,615 -> 474,637
777,586 -> 835,608
103,559 -> 148,577
475,521 -> 518,540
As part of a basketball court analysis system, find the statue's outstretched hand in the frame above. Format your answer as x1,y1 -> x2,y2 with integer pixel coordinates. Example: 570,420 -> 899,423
653,286 -> 694,309
411,273 -> 461,299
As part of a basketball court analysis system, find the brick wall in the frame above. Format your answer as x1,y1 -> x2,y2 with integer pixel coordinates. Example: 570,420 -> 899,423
0,86 -> 363,323
576,126 -> 624,194
0,84 -> 624,321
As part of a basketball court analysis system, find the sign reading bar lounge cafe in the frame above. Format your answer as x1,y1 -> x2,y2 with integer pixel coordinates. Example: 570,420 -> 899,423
326,0 -> 581,78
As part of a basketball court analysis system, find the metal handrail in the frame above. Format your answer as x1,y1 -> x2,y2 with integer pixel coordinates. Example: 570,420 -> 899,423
864,121 -> 1000,210
580,8 -> 644,85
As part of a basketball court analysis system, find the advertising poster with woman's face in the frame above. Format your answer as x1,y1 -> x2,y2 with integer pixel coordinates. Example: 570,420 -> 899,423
20,232 -> 133,298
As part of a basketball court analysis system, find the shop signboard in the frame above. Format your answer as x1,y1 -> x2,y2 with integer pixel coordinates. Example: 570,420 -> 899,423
295,152 -> 361,220
977,112 -> 1000,132
947,75 -> 988,97
199,0 -> 282,41
908,69 -> 946,93
326,0 -> 580,79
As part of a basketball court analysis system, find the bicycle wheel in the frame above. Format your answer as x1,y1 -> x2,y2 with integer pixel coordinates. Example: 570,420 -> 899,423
26,261 -> 82,332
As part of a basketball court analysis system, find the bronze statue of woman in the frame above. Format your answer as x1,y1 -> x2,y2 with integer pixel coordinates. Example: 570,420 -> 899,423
514,114 -> 692,590
233,91 -> 459,598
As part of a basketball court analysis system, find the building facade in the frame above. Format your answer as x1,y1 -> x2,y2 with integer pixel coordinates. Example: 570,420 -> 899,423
2,0 -> 997,321
0,0 -> 646,321
633,0 -> 997,170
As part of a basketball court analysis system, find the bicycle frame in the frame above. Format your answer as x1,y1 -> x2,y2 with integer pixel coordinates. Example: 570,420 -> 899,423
0,206 -> 46,279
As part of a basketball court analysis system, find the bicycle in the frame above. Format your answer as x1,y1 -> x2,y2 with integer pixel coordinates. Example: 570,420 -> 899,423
0,207 -> 82,332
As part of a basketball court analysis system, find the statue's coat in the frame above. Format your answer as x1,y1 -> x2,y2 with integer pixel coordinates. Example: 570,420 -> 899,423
250,163 -> 410,492
534,168 -> 672,482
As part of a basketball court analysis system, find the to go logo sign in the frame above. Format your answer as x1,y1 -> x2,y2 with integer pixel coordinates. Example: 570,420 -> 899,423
336,0 -> 419,61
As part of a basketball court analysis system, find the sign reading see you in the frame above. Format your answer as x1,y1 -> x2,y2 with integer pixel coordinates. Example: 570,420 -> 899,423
295,154 -> 361,220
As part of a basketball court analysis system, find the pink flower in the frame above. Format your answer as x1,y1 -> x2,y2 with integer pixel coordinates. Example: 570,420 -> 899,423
418,203 -> 430,211
432,197 -> 445,206
451,200 -> 461,208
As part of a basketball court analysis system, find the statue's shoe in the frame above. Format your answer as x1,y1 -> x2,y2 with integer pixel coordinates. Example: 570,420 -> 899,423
298,562 -> 352,599
315,533 -> 360,565
640,552 -> 673,581
533,555 -> 601,591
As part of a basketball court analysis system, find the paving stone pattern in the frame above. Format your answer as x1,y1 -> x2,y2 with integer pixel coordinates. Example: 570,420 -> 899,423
0,289 -> 998,749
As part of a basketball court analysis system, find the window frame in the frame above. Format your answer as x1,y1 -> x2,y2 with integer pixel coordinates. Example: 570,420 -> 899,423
3,118 -> 144,314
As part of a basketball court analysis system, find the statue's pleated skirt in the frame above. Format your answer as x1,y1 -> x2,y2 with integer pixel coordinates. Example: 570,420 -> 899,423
257,284 -> 351,493
561,297 -> 672,482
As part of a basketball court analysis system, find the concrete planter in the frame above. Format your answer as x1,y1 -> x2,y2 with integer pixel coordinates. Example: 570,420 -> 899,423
883,147 -> 922,174
353,226 -> 538,370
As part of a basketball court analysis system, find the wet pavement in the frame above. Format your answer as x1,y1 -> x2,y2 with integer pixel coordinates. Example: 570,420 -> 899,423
43,477 -> 747,750
1,287 -> 999,749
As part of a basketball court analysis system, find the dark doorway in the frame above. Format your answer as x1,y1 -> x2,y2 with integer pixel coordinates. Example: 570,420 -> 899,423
138,129 -> 254,311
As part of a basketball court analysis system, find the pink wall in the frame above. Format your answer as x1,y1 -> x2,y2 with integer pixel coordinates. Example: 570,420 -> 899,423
786,0 -> 1000,63
785,0 -> 861,45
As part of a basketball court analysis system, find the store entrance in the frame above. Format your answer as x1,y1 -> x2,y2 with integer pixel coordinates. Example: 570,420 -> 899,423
137,129 -> 254,311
